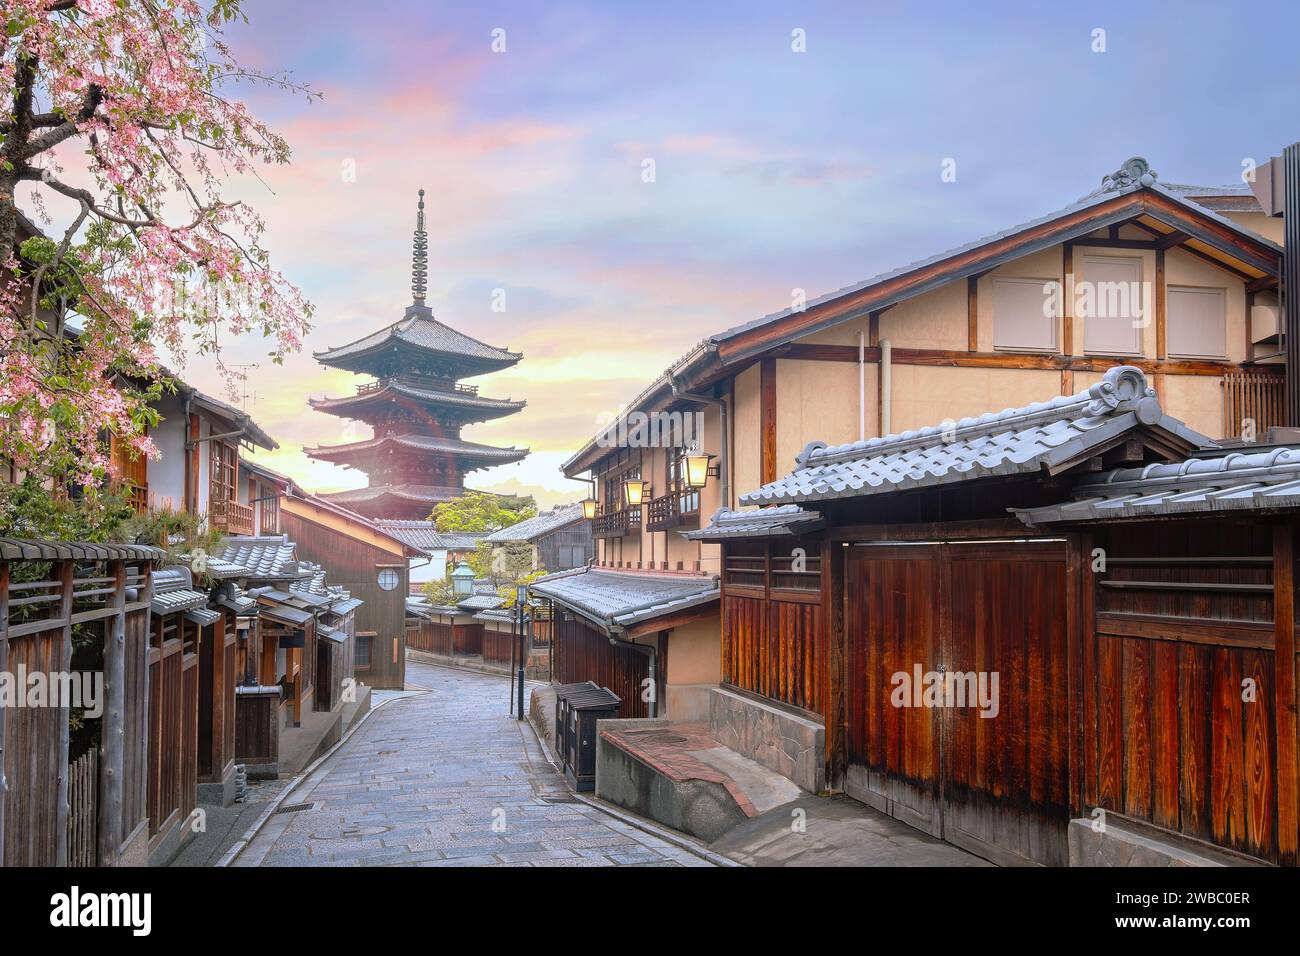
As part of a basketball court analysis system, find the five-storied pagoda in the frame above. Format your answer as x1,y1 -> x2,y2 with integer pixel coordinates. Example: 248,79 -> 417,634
305,190 -> 528,520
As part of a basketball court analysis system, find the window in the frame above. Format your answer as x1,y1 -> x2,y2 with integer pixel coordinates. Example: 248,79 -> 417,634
209,441 -> 237,505
723,539 -> 823,598
1167,286 -> 1227,360
355,634 -> 373,668
109,431 -> 149,515
992,277 -> 1057,352
1081,255 -> 1143,356
377,568 -> 400,591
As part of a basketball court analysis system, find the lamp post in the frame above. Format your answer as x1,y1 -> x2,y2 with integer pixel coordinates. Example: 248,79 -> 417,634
515,583 -> 528,721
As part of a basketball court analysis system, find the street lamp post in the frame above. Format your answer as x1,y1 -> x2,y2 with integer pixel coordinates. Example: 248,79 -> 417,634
515,583 -> 528,721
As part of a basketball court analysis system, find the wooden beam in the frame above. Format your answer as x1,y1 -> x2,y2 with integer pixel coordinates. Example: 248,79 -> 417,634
967,275 -> 978,352
760,357 -> 777,484
1245,290 -> 1256,365
1155,230 -> 1190,250
1075,237 -> 1160,250
1063,243 -> 1075,356
823,539 -> 846,791
1246,275 -> 1279,294
1067,534 -> 1085,815
1155,247 -> 1167,361
99,560 -> 127,866
1178,242 -> 1257,282
868,310 -> 880,348
54,559 -> 74,867
1274,520 -> 1298,866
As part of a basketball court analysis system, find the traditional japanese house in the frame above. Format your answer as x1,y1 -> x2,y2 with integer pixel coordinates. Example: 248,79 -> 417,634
483,503 -> 594,572
275,493 -> 421,690
371,521 -> 482,591
680,365 -> 1298,866
529,567 -> 720,720
304,190 -> 528,520
142,378 -> 279,530
0,538 -> 161,868
561,155 -> 1287,770
146,565 -> 213,863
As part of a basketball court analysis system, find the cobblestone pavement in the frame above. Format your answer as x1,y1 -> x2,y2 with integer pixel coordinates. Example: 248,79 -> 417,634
232,660 -> 714,867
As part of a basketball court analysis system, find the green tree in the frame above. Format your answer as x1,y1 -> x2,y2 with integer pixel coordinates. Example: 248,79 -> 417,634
428,492 -> 536,533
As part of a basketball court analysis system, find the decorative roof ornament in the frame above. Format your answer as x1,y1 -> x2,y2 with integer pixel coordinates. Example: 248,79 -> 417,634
1100,156 -> 1158,193
411,188 -> 429,304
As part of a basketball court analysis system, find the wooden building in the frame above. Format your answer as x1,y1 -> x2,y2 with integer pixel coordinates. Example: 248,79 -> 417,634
305,190 -> 528,520
483,503 -> 594,572
686,365 -> 1298,866
530,567 -> 720,720
275,493 -> 420,690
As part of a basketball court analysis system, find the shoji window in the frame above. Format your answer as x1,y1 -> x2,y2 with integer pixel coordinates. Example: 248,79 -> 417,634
1167,286 -> 1227,360
992,276 -> 1058,351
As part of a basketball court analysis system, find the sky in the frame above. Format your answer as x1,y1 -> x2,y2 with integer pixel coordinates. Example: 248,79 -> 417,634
141,0 -> 1300,507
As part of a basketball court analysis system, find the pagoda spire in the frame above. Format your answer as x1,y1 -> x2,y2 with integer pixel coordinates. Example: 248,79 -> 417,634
411,188 -> 428,305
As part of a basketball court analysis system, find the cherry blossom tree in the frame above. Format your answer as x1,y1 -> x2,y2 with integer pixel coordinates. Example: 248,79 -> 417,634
0,0 -> 314,492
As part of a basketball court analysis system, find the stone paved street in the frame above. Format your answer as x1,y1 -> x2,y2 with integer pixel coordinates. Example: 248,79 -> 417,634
231,660 -> 714,867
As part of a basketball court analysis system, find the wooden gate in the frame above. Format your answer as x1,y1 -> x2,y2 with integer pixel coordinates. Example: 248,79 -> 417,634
846,540 -> 1070,866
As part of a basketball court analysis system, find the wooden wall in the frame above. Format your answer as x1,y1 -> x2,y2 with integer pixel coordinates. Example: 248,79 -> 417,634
1080,518 -> 1295,864
552,612 -> 649,719
408,618 -> 455,656
281,511 -> 408,689
722,594 -> 824,714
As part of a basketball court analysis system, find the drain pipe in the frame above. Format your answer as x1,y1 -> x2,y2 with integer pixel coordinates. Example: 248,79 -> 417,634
858,329 -> 866,442
880,338 -> 892,436
669,378 -> 730,510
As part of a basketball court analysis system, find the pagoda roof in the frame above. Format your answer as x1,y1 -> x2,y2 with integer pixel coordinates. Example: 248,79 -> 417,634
303,432 -> 529,468
309,378 -> 525,422
313,304 -> 521,375
319,483 -> 465,509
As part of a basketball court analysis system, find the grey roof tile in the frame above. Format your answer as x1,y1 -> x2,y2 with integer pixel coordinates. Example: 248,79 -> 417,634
314,305 -> 521,366
217,536 -> 304,581
683,504 -> 824,541
739,367 -> 1211,507
529,567 -> 718,633
1016,446 -> 1300,525
484,504 -> 586,543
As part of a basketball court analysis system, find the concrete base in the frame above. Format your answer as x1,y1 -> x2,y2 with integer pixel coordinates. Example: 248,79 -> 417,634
596,719 -> 749,843
665,684 -> 713,722
148,815 -> 196,867
197,763 -> 238,808
1068,817 -> 1267,867
529,684 -> 560,756
709,687 -> 825,793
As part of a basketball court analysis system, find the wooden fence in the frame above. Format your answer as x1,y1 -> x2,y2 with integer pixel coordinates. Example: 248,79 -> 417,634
66,748 -> 99,867
1222,368 -> 1285,438
0,540 -> 161,868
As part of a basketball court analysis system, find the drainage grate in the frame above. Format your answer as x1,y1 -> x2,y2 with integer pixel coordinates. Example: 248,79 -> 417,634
274,801 -> 320,815
630,732 -> 689,745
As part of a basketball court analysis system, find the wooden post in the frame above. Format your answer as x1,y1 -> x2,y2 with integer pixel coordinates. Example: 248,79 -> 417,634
823,538 -> 846,791
54,558 -> 75,867
0,560 -> 9,866
1273,520 -> 1298,866
139,560 -> 153,827
98,560 -> 127,867
1155,248 -> 1167,361
760,357 -> 777,485
1062,243 -> 1075,356
967,275 -> 978,352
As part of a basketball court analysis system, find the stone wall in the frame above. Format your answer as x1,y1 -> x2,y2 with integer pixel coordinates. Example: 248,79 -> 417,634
708,687 -> 825,793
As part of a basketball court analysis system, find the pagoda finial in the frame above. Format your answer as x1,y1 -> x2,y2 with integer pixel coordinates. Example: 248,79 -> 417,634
411,188 -> 428,304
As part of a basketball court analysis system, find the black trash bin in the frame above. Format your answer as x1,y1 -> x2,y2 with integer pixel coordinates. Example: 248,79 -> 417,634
554,680 -> 621,791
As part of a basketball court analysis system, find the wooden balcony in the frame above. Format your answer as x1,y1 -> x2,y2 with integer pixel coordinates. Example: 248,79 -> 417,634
645,491 -> 701,532
593,507 -> 640,539
211,499 -> 255,536
1222,368 -> 1285,439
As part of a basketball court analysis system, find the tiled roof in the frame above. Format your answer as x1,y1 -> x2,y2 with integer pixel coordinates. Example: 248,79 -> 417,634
455,593 -> 506,612
304,433 -> 528,465
217,536 -> 305,581
372,520 -> 442,552
1015,446 -> 1300,525
0,539 -> 165,561
329,597 -> 364,616
529,567 -> 718,633
474,607 -> 520,624
151,566 -> 209,616
214,582 -> 257,615
195,556 -> 250,579
484,504 -> 586,543
683,505 -> 824,541
740,367 -> 1210,507
320,484 -> 465,508
310,381 -> 524,417
184,607 -> 222,627
314,305 -> 521,367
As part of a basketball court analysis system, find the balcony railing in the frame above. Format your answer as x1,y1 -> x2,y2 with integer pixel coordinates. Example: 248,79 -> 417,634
592,507 -> 640,539
211,499 -> 255,536
645,491 -> 700,532
356,375 -> 480,398
1222,368 -> 1284,439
